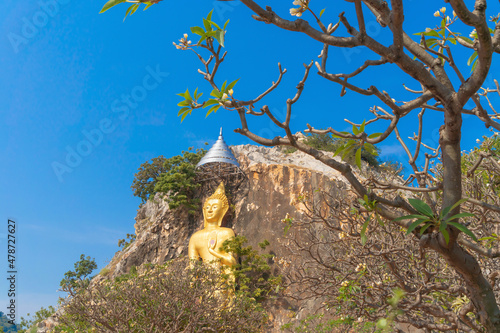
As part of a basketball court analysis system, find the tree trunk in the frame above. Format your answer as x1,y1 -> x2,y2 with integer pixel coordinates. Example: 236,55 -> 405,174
437,98 -> 500,331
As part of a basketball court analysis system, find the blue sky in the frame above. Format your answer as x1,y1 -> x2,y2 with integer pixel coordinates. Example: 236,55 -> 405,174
1,0 -> 499,322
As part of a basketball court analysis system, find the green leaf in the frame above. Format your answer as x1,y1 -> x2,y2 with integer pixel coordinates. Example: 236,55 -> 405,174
478,236 -> 497,241
458,36 -> 473,44
408,198 -> 434,217
177,107 -> 190,117
203,99 -> 219,108
446,36 -> 456,45
352,124 -> 360,135
393,214 -> 430,221
363,143 -> 378,156
183,88 -> 192,101
424,30 -> 440,38
341,144 -> 356,161
405,220 -> 427,235
223,19 -> 230,30
227,79 -> 239,91
130,3 -> 139,15
359,120 -> 366,133
210,21 -> 221,30
355,147 -> 362,169
100,0 -> 126,13
439,219 -> 447,232
181,109 -> 192,122
191,26 -> 205,36
320,8 -> 326,18
360,216 -> 370,245
445,212 -> 475,222
467,51 -> 478,66
203,18 -> 212,32
441,228 -> 450,244
221,80 -> 227,92
206,104 -> 220,117
177,100 -> 190,107
447,222 -> 478,241
425,38 -> 437,48
143,2 -> 153,11
419,223 -> 433,235
123,4 -> 134,20
333,144 -> 346,157
215,30 -> 225,47
210,89 -> 222,98
206,9 -> 213,22
471,58 -> 478,72
368,132 -> 382,139
440,198 -> 468,219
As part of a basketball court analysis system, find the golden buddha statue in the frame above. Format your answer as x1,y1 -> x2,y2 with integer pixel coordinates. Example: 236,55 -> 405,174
188,182 -> 236,269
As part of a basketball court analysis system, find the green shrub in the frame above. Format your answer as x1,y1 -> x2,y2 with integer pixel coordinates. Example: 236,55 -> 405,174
59,254 -> 97,294
117,233 -> 136,249
17,306 -> 56,333
56,258 -> 267,332
131,147 -> 207,214
222,236 -> 282,302
304,133 -> 381,168
131,155 -> 169,202
154,147 -> 206,214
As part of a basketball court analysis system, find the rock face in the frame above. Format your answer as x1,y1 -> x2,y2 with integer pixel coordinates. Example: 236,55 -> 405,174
100,145 -> 347,281
39,145 -> 350,332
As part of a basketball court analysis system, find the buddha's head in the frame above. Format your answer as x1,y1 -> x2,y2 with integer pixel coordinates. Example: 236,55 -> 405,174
203,182 -> 229,228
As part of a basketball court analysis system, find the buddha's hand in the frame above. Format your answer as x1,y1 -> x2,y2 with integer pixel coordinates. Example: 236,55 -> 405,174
208,238 -> 217,251
208,231 -> 218,251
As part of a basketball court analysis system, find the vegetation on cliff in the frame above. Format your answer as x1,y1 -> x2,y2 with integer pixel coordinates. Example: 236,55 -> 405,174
131,147 -> 206,214
54,238 -> 280,332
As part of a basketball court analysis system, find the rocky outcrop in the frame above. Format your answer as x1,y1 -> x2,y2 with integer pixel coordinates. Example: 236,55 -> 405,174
99,145 -> 348,282
39,145 -> 351,332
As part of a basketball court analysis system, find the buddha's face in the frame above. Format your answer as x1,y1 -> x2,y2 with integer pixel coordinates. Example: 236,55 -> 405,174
204,198 -> 224,223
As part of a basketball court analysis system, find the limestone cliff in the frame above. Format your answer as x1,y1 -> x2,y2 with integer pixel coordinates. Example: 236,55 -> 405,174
37,145 -> 350,332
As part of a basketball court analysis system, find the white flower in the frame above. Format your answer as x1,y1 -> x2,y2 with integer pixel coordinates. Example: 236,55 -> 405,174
341,280 -> 349,287
453,10 -> 456,17
222,93 -> 228,99
290,8 -> 302,17
290,0 -> 308,17
228,89 -> 234,96
173,34 -> 191,50
476,138 -> 481,143
355,263 -> 367,272
434,10 -> 440,17
425,28 -> 432,33
440,7 -> 446,14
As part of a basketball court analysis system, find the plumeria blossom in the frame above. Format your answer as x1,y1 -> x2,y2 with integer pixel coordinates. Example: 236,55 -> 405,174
290,0 -> 309,17
172,33 -> 191,50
